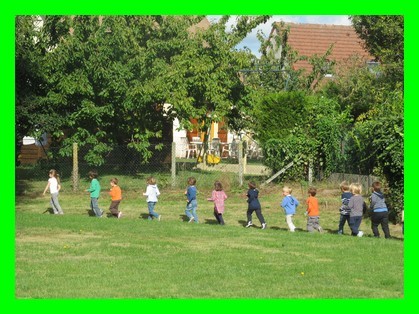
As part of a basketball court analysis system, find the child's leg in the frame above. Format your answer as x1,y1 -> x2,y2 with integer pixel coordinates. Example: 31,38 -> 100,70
255,209 -> 265,225
50,192 -> 63,214
381,212 -> 391,239
350,216 -> 362,236
307,217 -> 315,232
91,197 -> 103,217
286,214 -> 296,231
218,213 -> 225,225
246,208 -> 254,223
148,202 -> 159,219
338,214 -> 346,233
191,200 -> 198,223
213,209 -> 221,223
371,212 -> 381,237
109,201 -> 120,217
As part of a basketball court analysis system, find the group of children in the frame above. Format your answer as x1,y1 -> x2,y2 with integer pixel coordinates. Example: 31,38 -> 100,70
43,169 -> 396,238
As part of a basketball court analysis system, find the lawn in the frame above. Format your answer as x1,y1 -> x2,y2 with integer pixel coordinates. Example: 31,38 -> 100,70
15,173 -> 404,299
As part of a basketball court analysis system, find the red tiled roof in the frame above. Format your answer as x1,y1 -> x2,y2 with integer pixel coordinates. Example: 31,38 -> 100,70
274,22 -> 374,72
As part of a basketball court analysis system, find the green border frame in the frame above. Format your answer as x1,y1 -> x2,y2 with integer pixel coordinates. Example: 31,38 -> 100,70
2,0 -> 416,313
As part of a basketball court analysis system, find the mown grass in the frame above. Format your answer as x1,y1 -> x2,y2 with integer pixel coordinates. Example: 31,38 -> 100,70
15,173 -> 404,299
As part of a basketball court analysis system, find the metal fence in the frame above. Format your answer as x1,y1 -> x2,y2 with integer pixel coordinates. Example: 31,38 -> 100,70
16,142 -> 381,194
16,141 -> 272,191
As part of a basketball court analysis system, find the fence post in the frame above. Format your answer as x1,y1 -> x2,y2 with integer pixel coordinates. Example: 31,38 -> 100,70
308,159 -> 313,183
72,142 -> 79,192
238,140 -> 243,187
171,142 -> 176,187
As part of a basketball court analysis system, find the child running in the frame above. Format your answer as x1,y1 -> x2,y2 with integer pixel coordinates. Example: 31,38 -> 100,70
281,186 -> 299,232
338,181 -> 352,235
305,187 -> 323,233
185,177 -> 198,223
86,170 -> 103,218
207,181 -> 228,225
348,183 -> 365,237
245,181 -> 266,229
109,178 -> 122,218
143,176 -> 161,221
369,181 -> 390,238
42,169 -> 64,214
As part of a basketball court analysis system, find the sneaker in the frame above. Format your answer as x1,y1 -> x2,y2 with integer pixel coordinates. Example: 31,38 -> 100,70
158,215 -> 161,221
188,217 -> 194,223
261,223 -> 267,230
117,212 -> 122,219
245,221 -> 253,228
357,230 -> 364,237
337,230 -> 343,235
318,226 -> 324,233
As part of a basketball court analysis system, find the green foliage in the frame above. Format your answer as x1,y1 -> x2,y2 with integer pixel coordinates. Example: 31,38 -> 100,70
350,15 -> 404,93
255,92 -> 350,180
346,90 -> 404,217
16,15 -> 269,166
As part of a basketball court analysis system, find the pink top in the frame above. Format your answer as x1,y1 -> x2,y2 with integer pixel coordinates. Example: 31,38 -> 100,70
207,190 -> 228,213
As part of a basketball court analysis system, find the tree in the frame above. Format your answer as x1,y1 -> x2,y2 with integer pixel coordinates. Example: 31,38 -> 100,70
350,15 -> 404,89
16,15 -> 272,166
254,92 -> 351,180
15,16 -> 71,162
165,16 -> 271,154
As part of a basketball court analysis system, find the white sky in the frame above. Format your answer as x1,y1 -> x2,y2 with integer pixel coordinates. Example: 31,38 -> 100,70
207,15 -> 351,57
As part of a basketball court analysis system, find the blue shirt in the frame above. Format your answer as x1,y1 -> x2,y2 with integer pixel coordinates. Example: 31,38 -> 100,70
281,195 -> 299,215
186,185 -> 197,203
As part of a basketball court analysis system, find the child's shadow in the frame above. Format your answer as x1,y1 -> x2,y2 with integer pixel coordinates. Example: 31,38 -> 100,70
204,218 -> 219,225
269,226 -> 290,232
86,209 -> 96,217
179,214 -> 189,222
140,213 -> 150,220
43,207 -> 54,214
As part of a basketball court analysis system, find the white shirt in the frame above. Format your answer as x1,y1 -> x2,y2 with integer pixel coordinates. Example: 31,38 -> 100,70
48,177 -> 59,194
144,184 -> 160,202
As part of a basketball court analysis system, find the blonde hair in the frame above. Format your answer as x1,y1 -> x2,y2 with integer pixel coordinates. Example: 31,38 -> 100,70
283,186 -> 292,194
350,183 -> 362,195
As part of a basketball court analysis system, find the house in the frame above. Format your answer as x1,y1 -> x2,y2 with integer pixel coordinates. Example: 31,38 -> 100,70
269,22 -> 374,73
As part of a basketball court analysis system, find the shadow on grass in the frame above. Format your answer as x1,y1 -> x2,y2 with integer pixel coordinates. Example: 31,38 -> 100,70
204,218 -> 219,225
42,207 -> 54,214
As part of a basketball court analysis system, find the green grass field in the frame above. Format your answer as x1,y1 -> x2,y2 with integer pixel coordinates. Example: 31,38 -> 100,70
15,173 -> 404,299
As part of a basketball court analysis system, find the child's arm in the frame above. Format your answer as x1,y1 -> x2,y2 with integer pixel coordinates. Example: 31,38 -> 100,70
43,181 -> 50,195
207,190 -> 216,201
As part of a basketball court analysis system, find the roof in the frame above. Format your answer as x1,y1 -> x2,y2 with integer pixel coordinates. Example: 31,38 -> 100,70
272,22 -> 373,72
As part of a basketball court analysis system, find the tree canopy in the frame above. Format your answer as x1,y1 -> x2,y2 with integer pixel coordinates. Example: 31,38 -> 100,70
15,15 -> 270,165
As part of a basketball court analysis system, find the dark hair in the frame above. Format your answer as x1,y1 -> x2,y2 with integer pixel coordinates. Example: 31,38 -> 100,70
214,181 -> 223,191
308,187 -> 317,196
372,181 -> 382,192
187,177 -> 196,186
88,170 -> 98,179
110,178 -> 118,185
248,181 -> 256,189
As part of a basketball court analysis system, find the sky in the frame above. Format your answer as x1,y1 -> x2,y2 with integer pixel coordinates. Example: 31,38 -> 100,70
208,15 -> 352,57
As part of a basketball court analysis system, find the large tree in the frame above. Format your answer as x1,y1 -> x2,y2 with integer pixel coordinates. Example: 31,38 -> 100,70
16,15 -> 270,165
